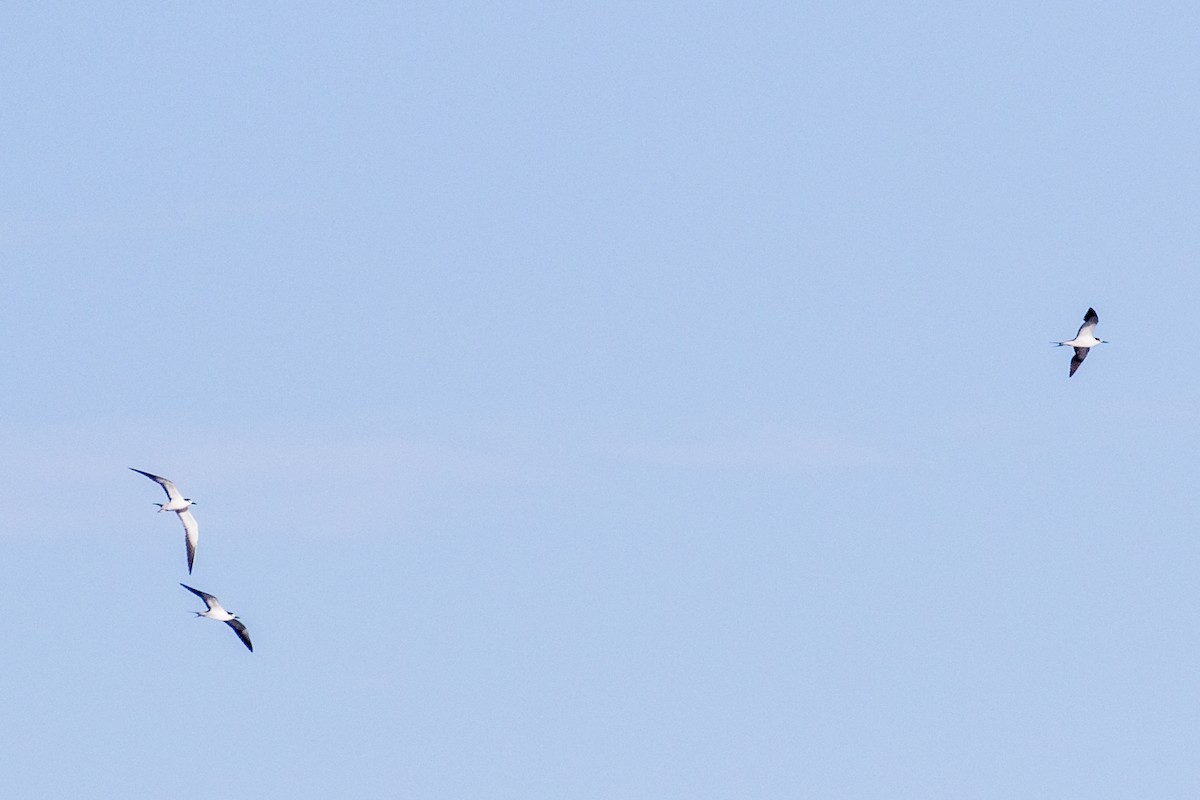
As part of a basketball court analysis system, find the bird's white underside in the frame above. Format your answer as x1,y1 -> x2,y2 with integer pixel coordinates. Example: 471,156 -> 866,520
1061,333 -> 1101,348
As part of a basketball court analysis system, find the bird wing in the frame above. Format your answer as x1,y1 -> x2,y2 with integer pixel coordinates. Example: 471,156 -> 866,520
180,583 -> 220,612
1069,347 -> 1089,377
129,468 -> 184,503
1075,307 -> 1099,340
226,618 -> 253,652
178,509 -> 199,574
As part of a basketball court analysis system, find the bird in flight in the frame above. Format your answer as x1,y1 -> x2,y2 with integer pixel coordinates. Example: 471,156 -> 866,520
1055,307 -> 1107,377
180,584 -> 253,652
130,468 -> 199,573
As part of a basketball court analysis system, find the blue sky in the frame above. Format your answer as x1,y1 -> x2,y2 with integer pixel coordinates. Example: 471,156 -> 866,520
3,1 -> 1200,797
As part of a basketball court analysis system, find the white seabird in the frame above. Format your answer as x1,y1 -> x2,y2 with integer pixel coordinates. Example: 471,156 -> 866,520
130,468 -> 199,573
1055,307 -> 1107,377
181,584 -> 253,652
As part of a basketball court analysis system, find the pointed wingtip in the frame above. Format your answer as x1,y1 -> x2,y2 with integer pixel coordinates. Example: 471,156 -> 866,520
228,619 -> 254,652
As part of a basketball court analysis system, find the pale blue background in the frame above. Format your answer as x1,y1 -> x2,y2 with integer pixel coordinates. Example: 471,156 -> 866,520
2,2 -> 1198,797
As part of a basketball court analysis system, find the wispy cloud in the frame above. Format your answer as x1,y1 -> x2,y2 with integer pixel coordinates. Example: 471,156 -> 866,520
0,196 -> 293,246
588,422 -> 891,473
0,417 -> 894,539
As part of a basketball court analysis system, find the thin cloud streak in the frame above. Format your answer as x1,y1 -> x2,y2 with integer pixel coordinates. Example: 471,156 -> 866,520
0,418 -> 892,540
589,423 -> 893,473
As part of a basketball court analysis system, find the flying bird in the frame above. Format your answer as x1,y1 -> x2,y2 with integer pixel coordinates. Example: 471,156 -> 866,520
1054,307 -> 1107,377
130,468 -> 199,573
180,584 -> 253,652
